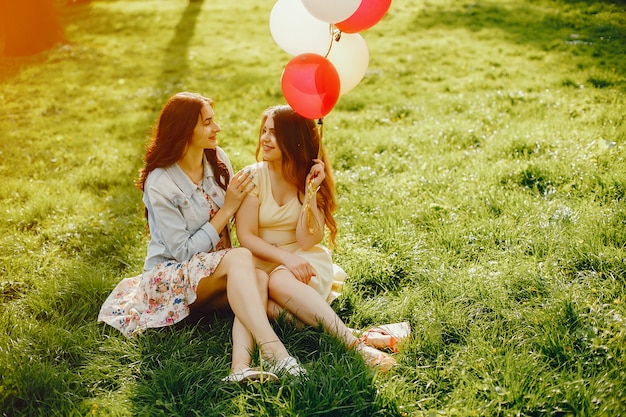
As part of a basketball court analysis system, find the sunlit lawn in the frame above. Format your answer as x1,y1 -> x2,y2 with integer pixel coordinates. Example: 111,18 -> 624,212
1,0 -> 625,415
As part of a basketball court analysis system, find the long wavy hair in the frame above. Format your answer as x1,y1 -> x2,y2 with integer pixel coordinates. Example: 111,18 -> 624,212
136,92 -> 230,220
255,105 -> 337,246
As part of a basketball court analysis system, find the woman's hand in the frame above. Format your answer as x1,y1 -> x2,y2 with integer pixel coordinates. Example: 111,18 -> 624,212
305,159 -> 325,189
223,168 -> 255,214
282,252 -> 315,284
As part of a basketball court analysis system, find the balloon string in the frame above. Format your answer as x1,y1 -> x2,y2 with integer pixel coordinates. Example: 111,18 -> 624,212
324,25 -> 341,58
302,117 -> 325,234
317,118 -> 323,160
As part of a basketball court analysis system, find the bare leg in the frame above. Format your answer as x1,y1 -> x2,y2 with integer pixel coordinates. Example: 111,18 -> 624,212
268,298 -> 305,330
268,269 -> 356,345
268,269 -> 397,371
230,269 -> 269,373
193,248 -> 291,363
230,318 -> 252,372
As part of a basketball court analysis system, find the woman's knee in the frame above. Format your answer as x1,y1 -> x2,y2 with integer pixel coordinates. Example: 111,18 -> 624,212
222,247 -> 253,265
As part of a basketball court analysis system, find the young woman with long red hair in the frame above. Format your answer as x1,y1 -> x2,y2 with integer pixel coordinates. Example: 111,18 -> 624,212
98,93 -> 304,382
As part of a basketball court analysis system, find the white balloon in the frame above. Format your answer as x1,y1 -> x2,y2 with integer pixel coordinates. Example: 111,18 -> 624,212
327,33 -> 369,95
270,0 -> 333,56
301,0 -> 362,24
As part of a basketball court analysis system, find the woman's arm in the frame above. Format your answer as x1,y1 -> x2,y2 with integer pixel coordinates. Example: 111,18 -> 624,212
148,185 -> 218,262
209,170 -> 249,232
236,195 -> 316,284
295,159 -> 326,249
148,169 -> 254,262
295,187 -> 325,250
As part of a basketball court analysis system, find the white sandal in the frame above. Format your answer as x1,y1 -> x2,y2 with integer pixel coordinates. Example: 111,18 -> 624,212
221,367 -> 279,383
267,356 -> 307,377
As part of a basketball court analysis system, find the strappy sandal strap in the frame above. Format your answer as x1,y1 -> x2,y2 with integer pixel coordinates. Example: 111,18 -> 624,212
349,340 -> 397,372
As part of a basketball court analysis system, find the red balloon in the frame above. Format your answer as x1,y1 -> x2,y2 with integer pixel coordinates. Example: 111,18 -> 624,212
281,53 -> 340,119
335,0 -> 392,34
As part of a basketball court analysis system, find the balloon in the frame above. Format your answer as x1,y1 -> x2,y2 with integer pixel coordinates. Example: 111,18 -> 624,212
335,0 -> 392,33
301,0 -> 362,24
270,0 -> 332,56
327,33 -> 369,95
281,53 -> 340,119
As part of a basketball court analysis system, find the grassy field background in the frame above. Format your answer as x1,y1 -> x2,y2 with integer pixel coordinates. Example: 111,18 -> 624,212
1,0 -> 625,415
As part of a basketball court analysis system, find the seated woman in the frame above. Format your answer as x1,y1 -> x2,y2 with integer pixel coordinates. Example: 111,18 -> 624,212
235,105 -> 396,371
98,92 -> 304,383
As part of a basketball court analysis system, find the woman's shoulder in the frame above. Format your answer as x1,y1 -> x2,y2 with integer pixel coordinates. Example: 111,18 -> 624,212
145,166 -> 181,192
246,161 -> 267,198
145,167 -> 166,186
245,161 -> 266,173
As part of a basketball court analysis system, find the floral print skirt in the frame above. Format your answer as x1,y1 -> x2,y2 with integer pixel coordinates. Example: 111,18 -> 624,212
98,249 -> 229,338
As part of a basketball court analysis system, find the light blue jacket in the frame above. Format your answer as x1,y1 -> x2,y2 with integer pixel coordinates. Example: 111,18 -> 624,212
142,147 -> 234,271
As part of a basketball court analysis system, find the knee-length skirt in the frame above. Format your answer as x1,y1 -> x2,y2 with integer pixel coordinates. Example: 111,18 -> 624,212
98,250 -> 229,338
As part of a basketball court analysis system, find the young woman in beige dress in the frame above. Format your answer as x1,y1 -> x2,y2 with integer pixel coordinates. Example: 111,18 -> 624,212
236,105 -> 396,372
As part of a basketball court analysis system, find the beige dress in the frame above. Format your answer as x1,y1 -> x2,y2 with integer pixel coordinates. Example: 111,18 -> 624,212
247,161 -> 336,301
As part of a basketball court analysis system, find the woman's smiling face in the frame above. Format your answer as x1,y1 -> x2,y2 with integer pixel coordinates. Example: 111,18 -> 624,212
260,115 -> 281,162
190,102 -> 221,151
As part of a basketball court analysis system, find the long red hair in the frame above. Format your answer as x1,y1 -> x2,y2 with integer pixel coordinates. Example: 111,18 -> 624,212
256,105 -> 337,246
137,92 -> 230,218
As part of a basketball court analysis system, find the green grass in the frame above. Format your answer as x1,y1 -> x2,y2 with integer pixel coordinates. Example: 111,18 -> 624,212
1,0 -> 626,415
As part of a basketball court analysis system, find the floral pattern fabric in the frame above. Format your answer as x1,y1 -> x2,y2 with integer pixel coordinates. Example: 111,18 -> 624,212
98,190 -> 230,338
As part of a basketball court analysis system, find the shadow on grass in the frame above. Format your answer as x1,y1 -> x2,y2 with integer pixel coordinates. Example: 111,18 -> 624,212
155,0 -> 205,99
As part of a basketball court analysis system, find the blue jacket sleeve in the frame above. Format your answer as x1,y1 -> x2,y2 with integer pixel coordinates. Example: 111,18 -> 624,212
146,184 -> 220,264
